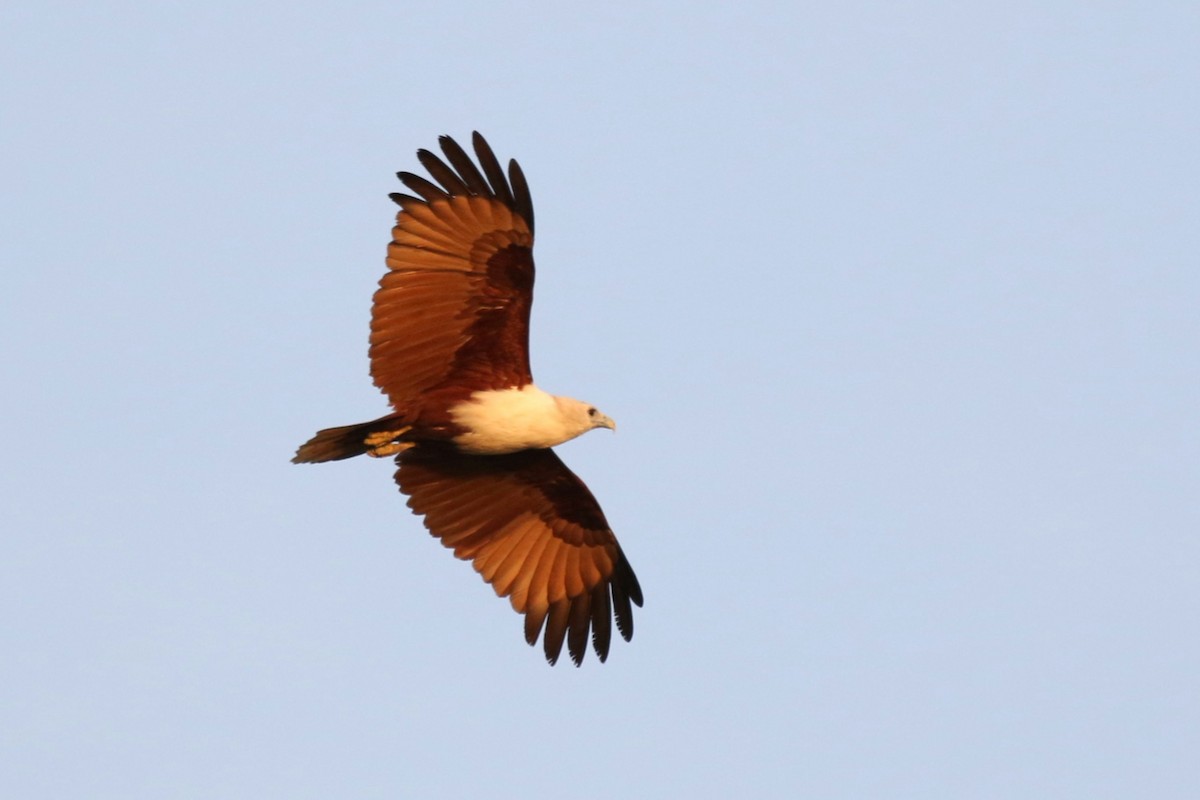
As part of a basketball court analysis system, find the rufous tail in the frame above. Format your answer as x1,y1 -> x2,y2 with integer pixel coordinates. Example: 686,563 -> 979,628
292,415 -> 410,463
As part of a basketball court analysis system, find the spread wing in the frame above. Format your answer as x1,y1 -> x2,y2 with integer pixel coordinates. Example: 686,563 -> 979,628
371,132 -> 537,408
395,445 -> 643,666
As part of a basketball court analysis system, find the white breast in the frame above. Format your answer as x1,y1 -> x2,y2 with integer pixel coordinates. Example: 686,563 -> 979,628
449,385 -> 579,455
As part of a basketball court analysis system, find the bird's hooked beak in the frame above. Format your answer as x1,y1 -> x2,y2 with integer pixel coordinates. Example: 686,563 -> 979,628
594,413 -> 616,432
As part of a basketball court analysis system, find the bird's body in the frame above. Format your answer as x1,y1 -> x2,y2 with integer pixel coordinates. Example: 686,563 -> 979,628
293,133 -> 641,665
449,386 -> 615,456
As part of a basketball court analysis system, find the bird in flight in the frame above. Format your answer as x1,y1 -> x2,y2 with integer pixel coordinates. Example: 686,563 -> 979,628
293,132 -> 642,665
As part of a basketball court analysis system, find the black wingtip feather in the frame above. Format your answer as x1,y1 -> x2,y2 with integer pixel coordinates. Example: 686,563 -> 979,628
471,131 -> 516,208
439,135 -> 491,196
618,551 -> 643,607
524,608 -> 547,647
591,584 -> 613,663
388,192 -> 419,207
566,596 -> 591,667
507,159 -> 535,235
417,147 -> 469,195
396,133 -> 535,234
543,600 -> 571,666
396,171 -> 447,202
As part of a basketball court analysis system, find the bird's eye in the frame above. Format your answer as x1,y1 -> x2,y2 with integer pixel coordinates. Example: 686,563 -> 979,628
588,408 -> 597,417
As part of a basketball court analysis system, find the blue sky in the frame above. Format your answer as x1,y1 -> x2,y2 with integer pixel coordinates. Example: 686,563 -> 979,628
4,2 -> 1198,796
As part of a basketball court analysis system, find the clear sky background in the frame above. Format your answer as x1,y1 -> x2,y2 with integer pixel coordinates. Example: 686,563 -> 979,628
3,2 -> 1198,797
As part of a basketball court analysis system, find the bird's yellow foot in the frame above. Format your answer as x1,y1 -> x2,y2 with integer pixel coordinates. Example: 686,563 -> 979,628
364,427 -> 413,457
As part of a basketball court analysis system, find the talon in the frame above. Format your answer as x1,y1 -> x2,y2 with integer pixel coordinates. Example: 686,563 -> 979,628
364,426 -> 413,457
366,441 -> 415,457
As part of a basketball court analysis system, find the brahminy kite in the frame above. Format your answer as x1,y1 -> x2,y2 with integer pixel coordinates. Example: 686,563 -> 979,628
293,133 -> 642,665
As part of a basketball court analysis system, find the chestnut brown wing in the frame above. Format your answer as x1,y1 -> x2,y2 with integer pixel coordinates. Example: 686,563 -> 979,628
371,133 -> 536,407
395,445 -> 643,665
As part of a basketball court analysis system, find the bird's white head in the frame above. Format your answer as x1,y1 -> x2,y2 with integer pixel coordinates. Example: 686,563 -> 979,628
554,396 -> 616,439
